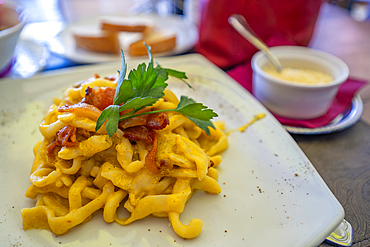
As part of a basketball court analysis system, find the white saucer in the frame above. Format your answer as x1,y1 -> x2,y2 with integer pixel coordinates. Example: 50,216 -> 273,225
284,95 -> 363,135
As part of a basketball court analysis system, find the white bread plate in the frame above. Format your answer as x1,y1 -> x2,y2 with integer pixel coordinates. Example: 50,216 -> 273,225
48,13 -> 198,63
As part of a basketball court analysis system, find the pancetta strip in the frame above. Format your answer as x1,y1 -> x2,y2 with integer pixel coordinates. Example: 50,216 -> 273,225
122,126 -> 161,174
83,86 -> 115,111
118,112 -> 169,130
46,125 -> 79,159
146,113 -> 169,130
58,102 -> 101,121
144,131 -> 160,174
57,125 -> 78,147
118,115 -> 147,129
123,126 -> 154,144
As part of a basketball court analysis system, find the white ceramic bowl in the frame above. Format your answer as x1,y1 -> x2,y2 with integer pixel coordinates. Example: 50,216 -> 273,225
0,3 -> 26,74
251,46 -> 349,119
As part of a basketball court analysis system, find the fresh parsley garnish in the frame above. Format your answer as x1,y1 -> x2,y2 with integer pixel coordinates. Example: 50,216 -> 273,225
95,44 -> 218,137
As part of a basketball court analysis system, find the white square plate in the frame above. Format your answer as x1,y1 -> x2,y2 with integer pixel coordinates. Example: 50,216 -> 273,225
0,54 -> 343,247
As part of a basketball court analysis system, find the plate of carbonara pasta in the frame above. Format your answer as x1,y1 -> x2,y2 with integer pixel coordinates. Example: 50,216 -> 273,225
0,54 -> 344,247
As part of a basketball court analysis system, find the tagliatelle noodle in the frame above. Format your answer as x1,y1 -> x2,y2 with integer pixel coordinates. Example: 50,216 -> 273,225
21,75 -> 228,239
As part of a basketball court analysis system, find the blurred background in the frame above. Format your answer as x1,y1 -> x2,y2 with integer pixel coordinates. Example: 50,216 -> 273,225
2,0 -> 369,71
2,0 -> 195,76
2,0 -> 369,123
2,0 -> 370,71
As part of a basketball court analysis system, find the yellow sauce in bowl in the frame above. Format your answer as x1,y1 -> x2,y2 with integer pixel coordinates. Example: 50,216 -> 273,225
263,67 -> 333,85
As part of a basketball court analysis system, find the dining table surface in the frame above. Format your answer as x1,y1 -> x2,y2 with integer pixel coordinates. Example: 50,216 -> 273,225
301,3 -> 370,247
2,1 -> 370,246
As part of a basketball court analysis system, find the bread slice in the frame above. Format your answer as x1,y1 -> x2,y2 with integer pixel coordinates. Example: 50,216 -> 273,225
73,29 -> 120,54
100,17 -> 153,34
129,31 -> 176,56
101,22 -> 148,33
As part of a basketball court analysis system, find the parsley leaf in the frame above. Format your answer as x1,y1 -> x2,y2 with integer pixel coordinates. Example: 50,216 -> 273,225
164,68 -> 188,81
95,43 -> 218,136
174,96 -> 217,135
119,97 -> 158,113
113,79 -> 135,105
96,105 -> 120,137
118,96 -> 218,135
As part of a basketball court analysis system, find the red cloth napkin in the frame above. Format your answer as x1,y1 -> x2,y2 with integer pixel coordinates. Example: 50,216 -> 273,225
196,0 -> 368,128
196,0 -> 323,69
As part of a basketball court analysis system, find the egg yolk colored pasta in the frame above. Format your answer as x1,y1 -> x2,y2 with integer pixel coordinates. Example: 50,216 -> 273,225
21,74 -> 228,239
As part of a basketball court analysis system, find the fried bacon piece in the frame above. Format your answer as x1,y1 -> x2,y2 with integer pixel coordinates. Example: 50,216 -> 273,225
123,126 -> 161,174
46,141 -> 58,159
47,125 -> 79,159
57,125 -> 78,146
119,115 -> 147,130
58,102 -> 101,121
123,126 -> 155,144
119,112 -> 169,130
83,86 -> 115,111
145,131 -> 159,174
118,113 -> 168,174
146,113 -> 169,130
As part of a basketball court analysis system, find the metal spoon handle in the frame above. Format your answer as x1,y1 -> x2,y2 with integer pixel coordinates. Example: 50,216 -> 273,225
228,14 -> 283,72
